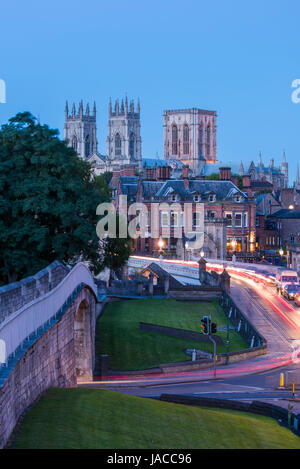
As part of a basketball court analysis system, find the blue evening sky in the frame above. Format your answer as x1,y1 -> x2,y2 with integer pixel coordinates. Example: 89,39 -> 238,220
0,0 -> 299,182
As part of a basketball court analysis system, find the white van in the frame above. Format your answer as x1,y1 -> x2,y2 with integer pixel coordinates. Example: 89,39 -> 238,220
275,270 -> 299,294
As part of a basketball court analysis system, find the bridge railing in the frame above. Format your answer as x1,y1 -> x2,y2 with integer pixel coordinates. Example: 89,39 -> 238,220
0,262 -> 97,365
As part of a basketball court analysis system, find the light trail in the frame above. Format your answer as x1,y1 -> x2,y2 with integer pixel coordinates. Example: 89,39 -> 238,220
78,351 -> 295,386
105,255 -> 300,385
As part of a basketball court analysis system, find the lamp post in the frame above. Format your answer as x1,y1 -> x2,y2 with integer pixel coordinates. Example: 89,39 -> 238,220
158,237 -> 164,261
279,247 -> 284,266
231,238 -> 237,264
185,242 -> 190,261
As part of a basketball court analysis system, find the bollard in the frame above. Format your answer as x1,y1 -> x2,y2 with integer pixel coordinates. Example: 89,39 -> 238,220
280,373 -> 284,387
101,354 -> 109,379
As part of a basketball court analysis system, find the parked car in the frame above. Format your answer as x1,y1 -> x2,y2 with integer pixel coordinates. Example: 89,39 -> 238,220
282,284 -> 300,300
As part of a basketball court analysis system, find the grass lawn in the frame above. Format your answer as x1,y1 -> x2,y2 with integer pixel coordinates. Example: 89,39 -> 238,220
12,388 -> 300,449
96,298 -> 247,370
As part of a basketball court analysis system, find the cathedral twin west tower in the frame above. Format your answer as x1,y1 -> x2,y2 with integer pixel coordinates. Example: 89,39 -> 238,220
64,97 -> 143,174
64,99 -> 219,176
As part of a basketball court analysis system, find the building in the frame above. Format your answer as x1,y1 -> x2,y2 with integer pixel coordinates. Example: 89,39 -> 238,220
245,152 -> 288,189
113,166 -> 256,260
64,98 -> 142,175
287,239 -> 300,273
64,101 -> 98,160
106,97 -> 142,172
163,108 -> 217,175
268,209 -> 300,248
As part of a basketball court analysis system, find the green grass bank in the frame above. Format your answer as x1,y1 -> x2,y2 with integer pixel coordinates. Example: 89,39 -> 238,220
12,388 -> 300,449
96,298 -> 247,370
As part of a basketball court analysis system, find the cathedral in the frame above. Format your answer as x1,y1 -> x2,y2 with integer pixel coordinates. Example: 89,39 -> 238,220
241,152 -> 289,189
64,97 -> 142,175
163,108 -> 217,175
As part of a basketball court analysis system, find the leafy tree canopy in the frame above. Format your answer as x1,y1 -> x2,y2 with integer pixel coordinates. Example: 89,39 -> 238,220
0,112 -> 130,284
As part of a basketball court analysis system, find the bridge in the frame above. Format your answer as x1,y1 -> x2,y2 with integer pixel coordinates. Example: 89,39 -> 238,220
0,261 -> 99,448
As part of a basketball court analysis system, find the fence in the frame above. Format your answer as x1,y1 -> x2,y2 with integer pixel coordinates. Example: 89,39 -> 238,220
220,290 -> 266,349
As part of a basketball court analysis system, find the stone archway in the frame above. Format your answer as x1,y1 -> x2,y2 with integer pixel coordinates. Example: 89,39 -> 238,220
74,299 -> 93,378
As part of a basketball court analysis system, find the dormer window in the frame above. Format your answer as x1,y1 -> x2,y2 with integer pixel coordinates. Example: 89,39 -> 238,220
208,194 -> 216,202
235,195 -> 242,202
170,194 -> 178,202
194,195 -> 201,202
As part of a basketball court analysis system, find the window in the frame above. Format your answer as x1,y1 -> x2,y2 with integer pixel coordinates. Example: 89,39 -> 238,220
193,212 -> 201,227
244,213 -> 248,227
172,125 -> 178,155
207,210 -> 216,219
225,212 -> 232,227
72,135 -> 78,151
183,125 -> 189,155
206,125 -> 211,156
115,133 -> 121,156
161,212 -> 169,227
256,216 -> 260,227
198,124 -> 204,156
129,132 -> 135,158
235,213 -> 242,227
85,135 -> 90,157
194,195 -> 200,202
208,194 -> 216,202
170,212 -> 179,227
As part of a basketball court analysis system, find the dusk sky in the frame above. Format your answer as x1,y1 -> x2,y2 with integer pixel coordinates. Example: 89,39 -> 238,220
1,0 -> 299,181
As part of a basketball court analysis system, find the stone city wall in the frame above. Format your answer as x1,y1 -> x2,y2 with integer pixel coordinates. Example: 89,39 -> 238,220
0,287 -> 96,449
0,261 -> 70,325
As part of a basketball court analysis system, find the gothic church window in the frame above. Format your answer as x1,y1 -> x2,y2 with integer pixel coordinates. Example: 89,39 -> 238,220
129,132 -> 135,158
72,136 -> 78,152
206,125 -> 211,157
183,125 -> 189,155
172,125 -> 178,155
115,133 -> 121,156
198,124 -> 204,156
85,135 -> 90,158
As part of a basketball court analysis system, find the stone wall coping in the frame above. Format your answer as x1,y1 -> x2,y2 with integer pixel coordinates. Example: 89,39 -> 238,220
0,261 -> 69,293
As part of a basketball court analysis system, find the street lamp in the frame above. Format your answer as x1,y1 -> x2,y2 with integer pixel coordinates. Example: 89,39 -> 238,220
158,237 -> 164,260
200,249 -> 204,258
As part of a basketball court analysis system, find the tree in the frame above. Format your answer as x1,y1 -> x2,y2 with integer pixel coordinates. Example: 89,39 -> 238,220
0,112 -> 130,284
205,173 -> 219,180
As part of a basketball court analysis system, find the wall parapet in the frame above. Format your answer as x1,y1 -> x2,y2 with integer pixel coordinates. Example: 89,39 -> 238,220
0,261 -> 70,325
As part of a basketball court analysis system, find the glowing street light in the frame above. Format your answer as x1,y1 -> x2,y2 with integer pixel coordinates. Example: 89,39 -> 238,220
279,248 -> 284,256
158,237 -> 164,252
200,250 -> 205,258
231,239 -> 237,251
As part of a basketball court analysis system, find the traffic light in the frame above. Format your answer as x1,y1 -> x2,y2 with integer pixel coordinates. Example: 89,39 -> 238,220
201,316 -> 210,335
211,322 -> 217,334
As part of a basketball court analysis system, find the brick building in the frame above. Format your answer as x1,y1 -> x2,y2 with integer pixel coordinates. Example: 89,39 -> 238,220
112,166 -> 256,260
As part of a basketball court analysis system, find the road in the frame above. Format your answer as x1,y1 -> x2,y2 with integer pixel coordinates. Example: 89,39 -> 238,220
82,257 -> 300,410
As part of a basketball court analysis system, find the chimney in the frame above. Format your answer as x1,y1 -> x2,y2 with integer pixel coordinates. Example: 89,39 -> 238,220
219,167 -> 231,180
184,178 -> 189,189
157,165 -> 171,180
145,167 -> 157,180
242,175 -> 251,187
182,165 -> 189,179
